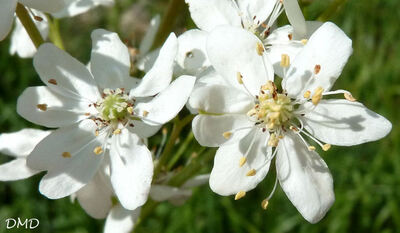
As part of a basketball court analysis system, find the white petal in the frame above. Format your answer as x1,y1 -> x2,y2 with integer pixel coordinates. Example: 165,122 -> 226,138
135,75 -> 196,126
27,119 -> 106,199
130,33 -> 177,97
300,99 -> 392,146
276,132 -> 334,223
207,26 -> 274,96
182,174 -> 210,188
266,21 -> 323,77
237,0 -> 276,25
192,114 -> 253,147
104,205 -> 140,233
175,29 -> 210,76
76,171 -> 113,219
17,86 -> 91,128
136,48 -> 159,73
285,22 -> 353,98
19,0 -> 66,13
139,15 -> 160,56
34,43 -> 100,102
0,128 -> 51,157
90,29 -> 135,90
127,120 -> 161,138
53,0 -> 114,18
185,0 -> 241,31
109,129 -> 153,210
0,0 -> 17,41
189,84 -> 253,114
150,185 -> 192,202
10,10 -> 48,58
210,129 -> 271,195
283,0 -> 306,37
0,158 -> 39,181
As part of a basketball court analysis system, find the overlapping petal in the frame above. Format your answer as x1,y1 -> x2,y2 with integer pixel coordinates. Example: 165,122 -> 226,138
0,0 -> 17,41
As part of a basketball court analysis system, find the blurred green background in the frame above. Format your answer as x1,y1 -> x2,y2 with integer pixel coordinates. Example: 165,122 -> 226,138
0,0 -> 399,232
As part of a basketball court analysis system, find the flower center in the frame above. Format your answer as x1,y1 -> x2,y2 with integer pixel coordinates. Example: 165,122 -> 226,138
247,81 -> 293,131
96,88 -> 134,122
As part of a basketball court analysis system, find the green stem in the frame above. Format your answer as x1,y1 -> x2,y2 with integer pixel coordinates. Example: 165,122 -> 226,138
153,115 -> 194,179
317,0 -> 348,21
15,3 -> 45,48
47,16 -> 65,50
151,0 -> 186,50
166,132 -> 194,170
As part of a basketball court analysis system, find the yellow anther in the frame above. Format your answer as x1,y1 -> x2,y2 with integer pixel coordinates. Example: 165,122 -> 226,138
222,131 -> 232,139
239,157 -> 247,167
289,126 -> 299,132
311,87 -> 324,105
301,39 -> 308,45
142,111 -> 149,117
344,93 -> 357,102
62,152 -> 71,158
235,191 -> 246,200
113,129 -> 121,135
36,104 -> 48,111
322,144 -> 331,151
261,199 -> 269,210
261,81 -> 277,95
94,146 -> 103,155
256,42 -> 264,56
308,146 -> 316,151
268,133 -> 279,147
246,169 -> 257,176
95,130 -> 99,136
303,90 -> 311,99
314,64 -> 321,74
236,72 -> 244,84
127,106 -> 134,114
280,54 -> 290,68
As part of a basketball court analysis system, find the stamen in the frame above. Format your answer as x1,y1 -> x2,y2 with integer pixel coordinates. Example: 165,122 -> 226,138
239,157 -> 247,167
267,133 -> 279,147
280,54 -> 290,68
127,106 -> 134,114
36,104 -> 47,111
256,42 -> 265,56
314,65 -> 321,74
311,87 -> 324,105
303,90 -> 311,99
236,72 -> 244,84
48,79 -> 57,85
301,39 -> 308,45
308,146 -> 316,151
288,33 -> 293,40
222,131 -> 232,139
234,191 -> 246,200
261,199 -> 269,210
142,111 -> 149,117
322,144 -> 331,151
93,146 -> 103,155
62,152 -> 71,158
344,93 -> 357,102
113,129 -> 121,135
246,169 -> 257,176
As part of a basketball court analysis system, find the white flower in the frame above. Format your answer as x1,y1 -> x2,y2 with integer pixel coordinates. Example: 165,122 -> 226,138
183,0 -> 315,76
0,0 -> 66,41
9,0 -> 115,58
0,129 -> 50,181
189,23 -> 392,223
17,29 -> 196,211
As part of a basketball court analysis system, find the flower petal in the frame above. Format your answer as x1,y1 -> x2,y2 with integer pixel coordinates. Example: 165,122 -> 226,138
150,185 -> 192,202
27,119 -> 106,199
53,0 -> 114,18
189,84 -> 253,114
300,99 -> 392,146
237,0 -> 276,25
185,0 -> 241,31
127,120 -> 161,138
109,129 -> 153,210
210,129 -> 271,196
285,22 -> 353,98
192,114 -> 253,147
207,26 -> 274,96
90,29 -> 135,90
283,0 -> 306,37
104,205 -> 140,233
19,0 -> 66,13
17,86 -> 92,128
34,43 -> 100,102
175,29 -> 210,76
276,132 -> 334,223
76,171 -> 113,219
130,33 -> 178,97
0,0 -> 17,41
0,158 -> 39,181
139,15 -> 160,56
182,174 -> 210,188
135,75 -> 196,126
0,128 -> 51,157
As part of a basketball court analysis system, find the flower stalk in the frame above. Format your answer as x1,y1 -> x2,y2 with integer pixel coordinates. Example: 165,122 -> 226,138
47,16 -> 65,50
15,3 -> 45,49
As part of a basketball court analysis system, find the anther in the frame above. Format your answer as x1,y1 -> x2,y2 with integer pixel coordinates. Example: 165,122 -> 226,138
246,169 -> 257,176
268,133 -> 279,147
36,104 -> 47,111
280,54 -> 290,68
222,131 -> 232,139
239,157 -> 247,167
311,87 -> 324,105
95,130 -> 99,136
48,79 -> 57,85
301,39 -> 308,45
288,33 -> 293,40
308,146 -> 316,151
234,191 -> 246,200
84,113 -> 91,116
256,42 -> 264,56
322,144 -> 331,151
344,93 -> 357,102
142,111 -> 149,117
236,72 -> 244,84
314,64 -> 321,74
261,199 -> 269,210
94,146 -> 103,155
303,90 -> 311,99
127,106 -> 134,114
113,129 -> 121,135
62,152 -> 71,158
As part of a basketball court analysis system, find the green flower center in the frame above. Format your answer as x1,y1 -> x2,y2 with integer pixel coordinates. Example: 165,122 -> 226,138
97,88 -> 134,122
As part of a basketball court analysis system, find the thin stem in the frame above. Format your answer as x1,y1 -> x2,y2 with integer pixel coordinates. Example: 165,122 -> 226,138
166,131 -> 194,170
15,3 -> 45,48
151,0 -> 186,50
153,114 -> 194,180
47,16 -> 65,50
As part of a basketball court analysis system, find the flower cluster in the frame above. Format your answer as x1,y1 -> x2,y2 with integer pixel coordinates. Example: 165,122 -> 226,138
0,0 -> 392,231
